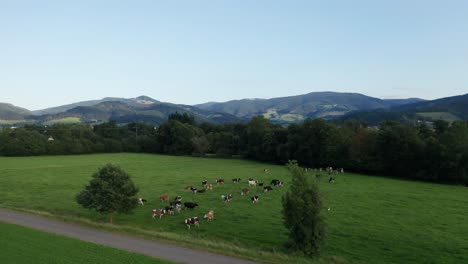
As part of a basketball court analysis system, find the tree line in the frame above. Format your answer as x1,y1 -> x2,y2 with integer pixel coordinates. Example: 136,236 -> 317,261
1,112 -> 467,185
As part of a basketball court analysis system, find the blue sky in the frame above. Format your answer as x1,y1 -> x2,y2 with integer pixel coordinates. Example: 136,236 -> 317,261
1,0 -> 467,110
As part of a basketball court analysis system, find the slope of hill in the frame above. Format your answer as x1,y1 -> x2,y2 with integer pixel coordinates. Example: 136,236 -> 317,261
38,99 -> 240,125
195,92 -> 424,124
383,98 -> 425,106
0,103 -> 32,120
339,93 -> 468,125
32,96 -> 160,115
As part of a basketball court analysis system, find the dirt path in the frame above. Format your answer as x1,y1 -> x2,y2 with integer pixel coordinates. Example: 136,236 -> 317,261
0,209 -> 257,264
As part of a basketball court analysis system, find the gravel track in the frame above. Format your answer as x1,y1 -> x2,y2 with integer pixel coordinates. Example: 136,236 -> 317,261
0,209 -> 257,264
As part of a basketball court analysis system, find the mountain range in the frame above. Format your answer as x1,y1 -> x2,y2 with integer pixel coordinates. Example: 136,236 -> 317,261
0,92 -> 466,126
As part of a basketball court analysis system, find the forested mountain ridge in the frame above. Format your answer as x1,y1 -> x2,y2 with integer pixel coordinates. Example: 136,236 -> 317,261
195,92 -> 425,124
1,96 -> 239,125
339,93 -> 468,125
5,92 -> 467,126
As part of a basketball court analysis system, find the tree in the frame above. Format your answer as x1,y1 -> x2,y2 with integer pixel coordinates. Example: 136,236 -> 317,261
191,135 -> 210,156
76,164 -> 139,224
282,160 -> 326,257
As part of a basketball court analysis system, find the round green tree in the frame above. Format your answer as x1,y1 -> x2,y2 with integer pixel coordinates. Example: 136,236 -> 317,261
76,164 -> 139,224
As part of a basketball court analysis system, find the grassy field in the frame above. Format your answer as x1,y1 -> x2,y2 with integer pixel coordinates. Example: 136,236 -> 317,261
0,119 -> 28,125
43,117 -> 81,125
0,153 -> 467,263
416,112 -> 460,122
0,221 -> 173,264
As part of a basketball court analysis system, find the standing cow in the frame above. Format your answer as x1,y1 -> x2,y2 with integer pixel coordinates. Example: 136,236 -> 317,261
185,217 -> 200,229
203,210 -> 214,221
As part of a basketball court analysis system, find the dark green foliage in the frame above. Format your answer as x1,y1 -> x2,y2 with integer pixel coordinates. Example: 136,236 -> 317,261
168,112 -> 195,125
76,164 -> 139,223
155,120 -> 203,155
1,116 -> 468,185
282,160 -> 326,257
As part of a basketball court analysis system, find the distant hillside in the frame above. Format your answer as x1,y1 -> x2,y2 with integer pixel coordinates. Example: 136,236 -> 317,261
0,103 -> 32,120
32,96 -> 160,115
0,92 -> 436,126
339,93 -> 468,125
383,98 -> 425,106
195,92 -> 423,124
37,98 -> 239,125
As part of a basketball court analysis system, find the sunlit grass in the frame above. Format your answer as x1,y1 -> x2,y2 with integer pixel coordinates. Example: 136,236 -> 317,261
0,153 -> 467,263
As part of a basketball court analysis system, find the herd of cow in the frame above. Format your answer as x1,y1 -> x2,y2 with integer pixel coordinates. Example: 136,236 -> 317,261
140,171 -> 284,229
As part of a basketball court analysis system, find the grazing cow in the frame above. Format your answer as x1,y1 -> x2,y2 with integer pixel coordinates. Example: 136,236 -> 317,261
251,195 -> 259,203
174,195 -> 182,202
240,188 -> 249,195
164,205 -> 175,215
205,183 -> 213,190
216,179 -> 225,184
190,187 -> 198,194
151,209 -> 166,219
248,180 -> 257,186
160,194 -> 170,202
202,180 -> 208,186
258,182 -> 264,187
138,198 -> 147,206
203,210 -> 214,221
232,178 -> 241,183
264,186 -> 273,192
329,177 -> 335,183
174,203 -> 182,213
197,189 -> 206,193
185,217 -> 200,229
271,179 -> 283,187
221,194 -> 233,203
171,201 -> 182,206
171,201 -> 182,213
263,168 -> 268,173
184,202 -> 199,209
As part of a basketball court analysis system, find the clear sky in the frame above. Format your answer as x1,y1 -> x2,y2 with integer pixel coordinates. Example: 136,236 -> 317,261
1,0 -> 467,110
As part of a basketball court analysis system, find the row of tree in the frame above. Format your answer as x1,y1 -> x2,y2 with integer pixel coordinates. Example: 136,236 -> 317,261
1,113 -> 467,185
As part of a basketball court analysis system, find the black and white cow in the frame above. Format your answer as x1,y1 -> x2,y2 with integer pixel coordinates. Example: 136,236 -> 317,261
221,194 -> 233,203
138,198 -> 147,206
170,201 -> 182,213
263,186 -> 273,192
251,195 -> 259,203
232,178 -> 241,183
248,180 -> 257,186
164,205 -> 175,215
174,195 -> 182,202
271,179 -> 283,187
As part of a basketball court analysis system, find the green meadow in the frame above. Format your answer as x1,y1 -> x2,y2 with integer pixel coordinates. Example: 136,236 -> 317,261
0,221 -> 173,264
0,153 -> 467,263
